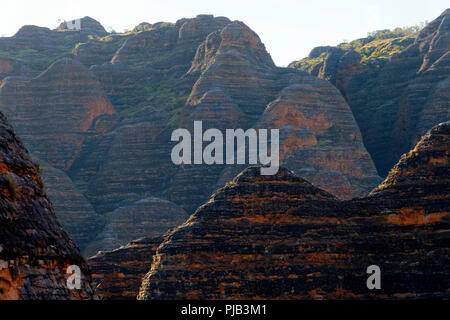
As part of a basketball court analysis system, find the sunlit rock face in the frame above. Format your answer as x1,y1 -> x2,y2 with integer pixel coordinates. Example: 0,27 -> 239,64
256,79 -> 382,199
290,9 -> 450,176
173,19 -> 380,205
0,111 -> 95,300
370,121 -> 450,200
138,122 -> 449,300
1,14 -> 380,255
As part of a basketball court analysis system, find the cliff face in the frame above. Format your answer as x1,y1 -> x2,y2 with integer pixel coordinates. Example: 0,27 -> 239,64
1,14 -> 379,255
34,157 -> 102,252
0,58 -> 116,171
0,56 -> 30,81
83,198 -> 187,257
0,57 -> 119,253
88,237 -> 161,300
0,17 -> 107,77
370,121 -> 450,199
167,19 -> 379,208
138,122 -> 449,300
290,9 -> 450,177
0,112 -> 95,300
256,78 -> 381,198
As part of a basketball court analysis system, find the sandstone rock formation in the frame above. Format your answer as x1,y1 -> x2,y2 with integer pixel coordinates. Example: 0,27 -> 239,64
0,17 -> 101,75
88,237 -> 161,300
290,9 -> 450,176
0,111 -> 95,299
256,78 -> 381,198
1,14 -> 381,255
370,121 -> 450,199
167,19 -> 380,206
33,157 -> 102,252
0,56 -> 30,81
138,122 -> 449,300
84,198 -> 187,257
0,58 -> 116,171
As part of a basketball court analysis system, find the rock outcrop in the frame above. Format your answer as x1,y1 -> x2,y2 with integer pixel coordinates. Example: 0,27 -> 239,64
168,20 -> 380,207
138,122 -> 449,300
84,198 -> 187,257
34,157 -> 102,253
0,17 -> 107,75
88,237 -> 161,300
64,15 -> 380,221
0,56 -> 30,81
0,111 -> 95,299
290,9 -> 450,176
0,58 -> 116,171
256,78 -> 381,198
1,14 -> 380,254
370,121 -> 450,199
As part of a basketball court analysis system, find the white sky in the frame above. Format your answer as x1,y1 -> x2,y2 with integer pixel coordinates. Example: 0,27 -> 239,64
0,0 -> 447,66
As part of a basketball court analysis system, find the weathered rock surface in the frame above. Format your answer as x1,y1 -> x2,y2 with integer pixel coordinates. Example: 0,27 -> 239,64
73,34 -> 131,67
84,198 -> 187,257
0,111 -> 95,299
256,78 -> 382,198
88,237 -> 161,300
1,14 -> 381,254
138,122 -> 449,300
370,121 -> 450,199
92,15 -> 231,115
0,58 -> 116,171
0,17 -> 106,75
33,157 -> 102,253
185,21 -> 277,123
64,15 -> 380,223
171,20 -> 379,205
290,9 -> 450,176
0,56 -> 30,81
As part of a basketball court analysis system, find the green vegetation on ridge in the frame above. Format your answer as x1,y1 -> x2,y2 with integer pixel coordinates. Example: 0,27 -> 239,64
290,23 -> 427,72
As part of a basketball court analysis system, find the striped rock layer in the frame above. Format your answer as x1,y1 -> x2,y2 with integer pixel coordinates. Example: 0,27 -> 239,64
0,15 -> 381,256
290,9 -> 450,176
0,112 -> 95,299
88,237 -> 162,300
137,122 -> 449,300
